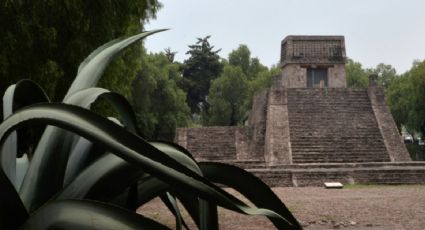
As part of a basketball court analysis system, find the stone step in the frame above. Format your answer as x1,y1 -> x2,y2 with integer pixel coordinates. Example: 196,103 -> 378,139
247,164 -> 425,187
290,143 -> 386,148
291,148 -> 387,152
292,152 -> 387,156
292,159 -> 389,163
286,88 -> 388,164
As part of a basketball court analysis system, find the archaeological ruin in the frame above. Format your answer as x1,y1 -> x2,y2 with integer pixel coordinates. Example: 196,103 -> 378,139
175,35 -> 425,186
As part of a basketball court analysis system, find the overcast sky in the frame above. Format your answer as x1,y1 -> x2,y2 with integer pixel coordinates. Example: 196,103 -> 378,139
144,0 -> 425,74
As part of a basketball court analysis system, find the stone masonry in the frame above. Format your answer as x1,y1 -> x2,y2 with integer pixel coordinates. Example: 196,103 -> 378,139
175,35 -> 419,186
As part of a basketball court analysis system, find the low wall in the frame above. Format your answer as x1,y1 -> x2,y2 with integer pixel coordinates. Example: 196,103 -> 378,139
175,126 -> 252,161
368,76 -> 411,161
250,162 -> 425,187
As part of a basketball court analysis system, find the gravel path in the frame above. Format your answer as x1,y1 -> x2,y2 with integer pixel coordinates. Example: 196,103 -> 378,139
138,185 -> 425,229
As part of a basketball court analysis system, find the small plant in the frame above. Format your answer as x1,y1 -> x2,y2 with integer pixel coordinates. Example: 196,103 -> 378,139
0,30 -> 301,229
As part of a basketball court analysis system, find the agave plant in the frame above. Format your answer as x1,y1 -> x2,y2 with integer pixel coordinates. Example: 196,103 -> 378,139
0,30 -> 301,229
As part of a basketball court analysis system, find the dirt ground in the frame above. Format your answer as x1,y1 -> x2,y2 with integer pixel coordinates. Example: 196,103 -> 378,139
138,185 -> 425,229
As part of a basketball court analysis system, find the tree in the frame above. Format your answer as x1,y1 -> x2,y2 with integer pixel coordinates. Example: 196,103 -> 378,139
0,0 -> 162,102
182,36 -> 223,115
227,45 -> 274,113
366,63 -> 397,88
345,59 -> 368,88
229,45 -> 251,76
132,52 -> 190,140
248,57 -> 269,79
164,47 -> 177,63
206,65 -> 248,126
204,44 -> 278,126
386,73 -> 413,132
387,59 -> 425,135
246,65 -> 279,105
405,60 -> 425,134
228,45 -> 268,79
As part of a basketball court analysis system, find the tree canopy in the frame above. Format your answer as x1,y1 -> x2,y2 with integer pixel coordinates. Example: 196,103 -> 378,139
345,59 -> 368,88
387,60 -> 425,135
206,65 -> 248,126
132,51 -> 190,140
181,36 -> 223,115
366,63 -> 397,89
0,0 -> 161,101
205,45 -> 277,126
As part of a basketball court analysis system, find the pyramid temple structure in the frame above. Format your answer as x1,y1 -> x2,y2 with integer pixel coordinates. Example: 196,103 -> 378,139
175,35 -> 425,186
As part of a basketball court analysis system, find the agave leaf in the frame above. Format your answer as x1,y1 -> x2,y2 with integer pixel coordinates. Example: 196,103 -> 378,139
64,29 -> 167,100
123,175 -> 170,207
20,87 -> 140,212
61,141 -> 201,203
149,141 -> 219,230
63,136 -> 94,185
150,140 -> 197,161
64,87 -> 138,134
19,126 -> 73,212
149,141 -> 202,175
76,38 -> 122,74
58,153 -> 142,202
0,169 -> 28,229
111,175 -> 217,230
19,199 -> 170,230
64,88 -> 139,185
2,84 -> 17,187
1,79 -> 49,188
149,141 -> 218,230
161,193 -> 185,230
199,198 -> 218,230
15,153 -> 29,191
0,103 -> 289,224
199,162 -> 302,229
170,191 -> 218,230
19,30 -> 163,211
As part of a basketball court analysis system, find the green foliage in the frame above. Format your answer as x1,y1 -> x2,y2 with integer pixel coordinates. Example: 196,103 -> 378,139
346,59 -> 397,89
407,60 -> 425,134
228,45 -> 252,76
247,65 -> 279,104
0,0 -> 162,103
345,59 -> 368,88
366,63 -> 397,89
0,33 -> 300,230
205,45 -> 275,126
387,60 -> 425,135
132,52 -> 190,140
386,73 -> 413,131
181,36 -> 224,114
206,65 -> 249,126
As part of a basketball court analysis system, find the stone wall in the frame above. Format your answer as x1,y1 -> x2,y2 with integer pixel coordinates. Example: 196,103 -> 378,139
263,86 -> 292,165
280,35 -> 346,66
328,64 -> 347,88
279,65 -> 306,88
246,89 -> 268,160
368,75 -> 411,161
250,162 -> 425,187
276,64 -> 346,88
175,126 -> 251,161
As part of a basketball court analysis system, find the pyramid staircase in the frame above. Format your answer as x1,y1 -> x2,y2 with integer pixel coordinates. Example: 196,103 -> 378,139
206,88 -> 425,186
287,88 -> 390,163
179,88 -> 425,186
